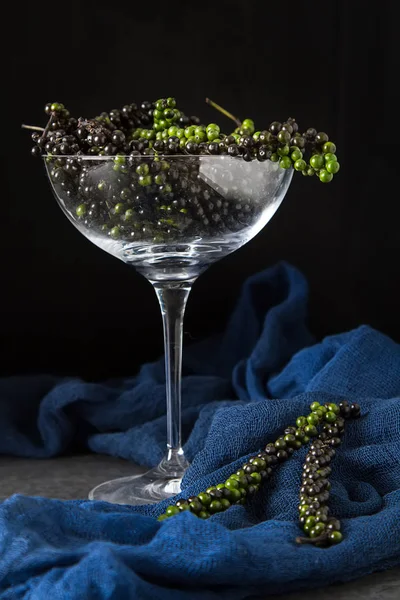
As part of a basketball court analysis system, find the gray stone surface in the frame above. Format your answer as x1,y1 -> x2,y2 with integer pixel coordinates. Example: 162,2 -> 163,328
0,454 -> 399,599
267,568 -> 400,600
0,454 -> 145,500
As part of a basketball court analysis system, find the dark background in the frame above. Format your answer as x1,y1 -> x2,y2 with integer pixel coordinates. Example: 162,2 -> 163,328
3,1 -> 399,379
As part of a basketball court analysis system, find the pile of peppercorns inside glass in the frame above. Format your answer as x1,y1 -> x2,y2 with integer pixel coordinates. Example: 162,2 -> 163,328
25,98 -> 339,244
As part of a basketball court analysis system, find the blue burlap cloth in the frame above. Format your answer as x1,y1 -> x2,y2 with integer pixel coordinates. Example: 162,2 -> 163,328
0,262 -> 399,599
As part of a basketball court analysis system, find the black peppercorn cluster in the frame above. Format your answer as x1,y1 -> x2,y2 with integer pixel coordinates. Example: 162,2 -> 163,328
158,399 -> 361,548
295,400 -> 360,547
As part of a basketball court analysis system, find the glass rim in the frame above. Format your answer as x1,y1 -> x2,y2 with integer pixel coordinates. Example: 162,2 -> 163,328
42,154 -> 265,161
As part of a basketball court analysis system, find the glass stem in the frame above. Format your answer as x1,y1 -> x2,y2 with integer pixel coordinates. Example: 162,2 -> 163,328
153,282 -> 192,467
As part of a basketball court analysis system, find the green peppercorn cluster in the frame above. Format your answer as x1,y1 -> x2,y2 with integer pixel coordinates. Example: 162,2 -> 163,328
28,97 -> 340,184
158,399 -> 361,548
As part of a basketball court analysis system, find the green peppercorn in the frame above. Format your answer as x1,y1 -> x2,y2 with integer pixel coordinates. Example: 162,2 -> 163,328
154,173 -> 166,185
277,145 -> 290,157
278,130 -> 291,144
291,148 -> 303,161
165,505 -> 180,517
138,175 -> 152,186
307,413 -> 320,426
313,522 -> 326,535
189,499 -> 203,514
310,154 -> 324,170
326,160 -> 340,174
296,416 -> 307,428
209,500 -> 222,513
284,434 -> 296,446
76,204 -> 86,217
252,458 -> 267,469
194,131 -> 207,143
225,478 -> 239,490
229,488 -> 242,502
198,492 -> 212,506
207,127 -> 220,141
114,154 -> 125,165
304,425 -> 318,437
294,159 -> 307,171
319,170 -> 333,183
275,438 -> 287,449
242,118 -> 255,134
163,108 -> 175,121
50,102 -> 64,112
221,498 -> 231,510
167,125 -> 177,137
329,531 -> 343,544
110,226 -> 120,239
198,511 -> 210,519
308,528 -> 318,538
184,126 -> 196,138
325,411 -> 337,423
322,141 -> 336,154
250,472 -> 262,483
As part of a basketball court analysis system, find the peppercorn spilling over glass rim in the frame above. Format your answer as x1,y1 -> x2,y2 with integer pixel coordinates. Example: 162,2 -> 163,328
26,97 -> 340,183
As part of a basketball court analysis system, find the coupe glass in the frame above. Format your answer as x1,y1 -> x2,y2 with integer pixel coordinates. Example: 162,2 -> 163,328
44,153 -> 293,505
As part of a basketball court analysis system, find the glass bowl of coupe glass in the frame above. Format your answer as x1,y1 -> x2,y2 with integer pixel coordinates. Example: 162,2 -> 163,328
45,151 -> 292,505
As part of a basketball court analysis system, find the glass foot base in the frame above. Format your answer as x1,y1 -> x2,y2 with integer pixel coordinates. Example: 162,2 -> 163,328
88,449 -> 189,506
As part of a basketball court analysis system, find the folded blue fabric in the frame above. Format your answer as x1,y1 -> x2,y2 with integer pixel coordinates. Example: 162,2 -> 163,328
0,262 -> 399,600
